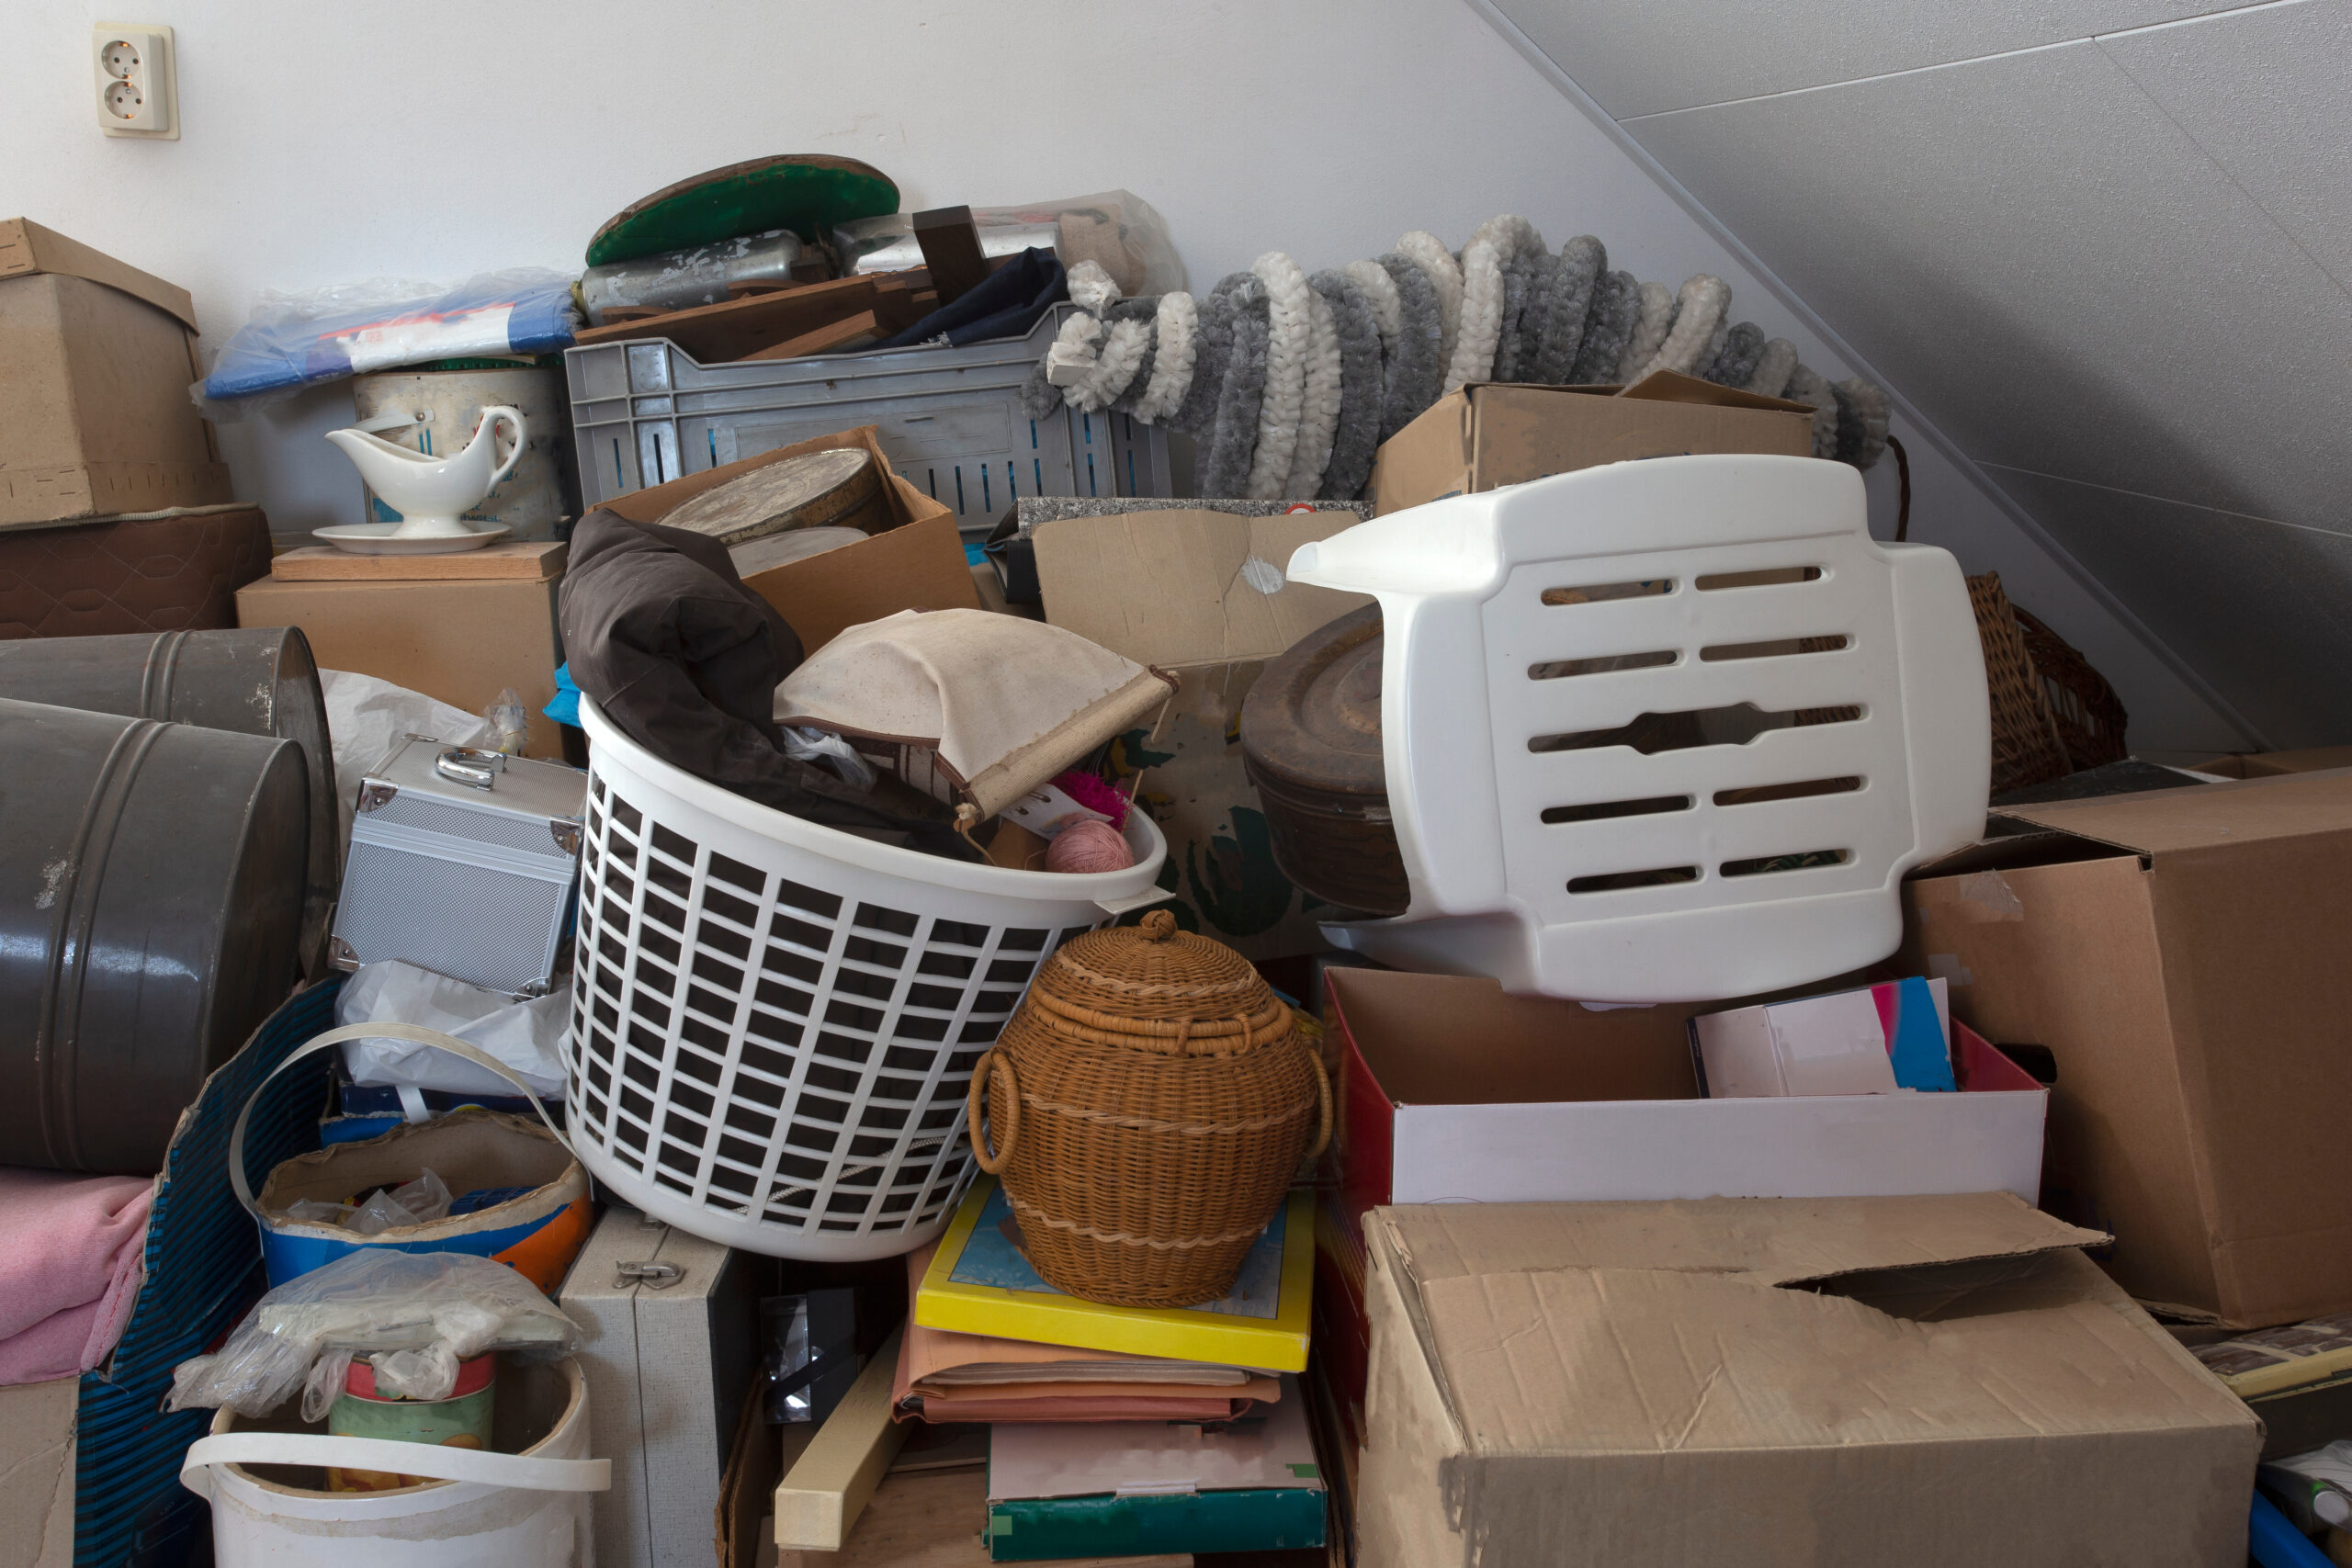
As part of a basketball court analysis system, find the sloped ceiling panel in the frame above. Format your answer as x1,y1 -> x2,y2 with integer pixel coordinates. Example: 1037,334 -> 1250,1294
1488,0 -> 2352,746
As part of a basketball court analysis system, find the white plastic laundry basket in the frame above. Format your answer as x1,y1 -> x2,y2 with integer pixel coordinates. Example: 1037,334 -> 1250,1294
568,694 -> 1170,1259
1285,454 -> 1988,1003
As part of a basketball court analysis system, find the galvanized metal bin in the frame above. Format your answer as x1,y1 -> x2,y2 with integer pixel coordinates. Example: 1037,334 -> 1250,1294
0,697 -> 308,1173
565,305 -> 1171,536
0,626 -> 338,976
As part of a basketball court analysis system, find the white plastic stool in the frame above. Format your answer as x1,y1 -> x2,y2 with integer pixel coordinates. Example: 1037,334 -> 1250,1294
1285,454 -> 1988,1002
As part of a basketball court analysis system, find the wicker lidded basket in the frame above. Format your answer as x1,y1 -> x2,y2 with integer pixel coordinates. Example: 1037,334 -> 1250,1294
968,909 -> 1329,1308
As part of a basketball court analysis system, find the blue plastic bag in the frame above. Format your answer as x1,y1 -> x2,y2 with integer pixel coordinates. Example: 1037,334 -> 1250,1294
202,268 -> 578,403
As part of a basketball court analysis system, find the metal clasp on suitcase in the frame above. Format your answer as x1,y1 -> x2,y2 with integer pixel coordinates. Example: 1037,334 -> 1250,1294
435,746 -> 508,791
616,1260 -> 684,1289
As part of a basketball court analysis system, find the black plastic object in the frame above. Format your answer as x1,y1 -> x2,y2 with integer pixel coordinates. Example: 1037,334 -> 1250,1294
0,697 -> 309,1173
0,627 -> 338,976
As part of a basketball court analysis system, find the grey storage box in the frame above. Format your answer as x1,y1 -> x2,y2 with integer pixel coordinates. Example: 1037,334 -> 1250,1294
562,1207 -> 764,1568
565,304 -> 1171,536
329,738 -> 587,996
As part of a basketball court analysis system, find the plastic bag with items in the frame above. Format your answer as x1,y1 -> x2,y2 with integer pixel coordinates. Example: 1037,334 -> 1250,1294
834,190 -> 1184,298
197,268 -> 579,412
167,1250 -> 578,1419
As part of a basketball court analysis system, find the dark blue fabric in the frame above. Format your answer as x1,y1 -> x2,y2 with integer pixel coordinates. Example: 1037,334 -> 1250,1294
876,248 -> 1067,349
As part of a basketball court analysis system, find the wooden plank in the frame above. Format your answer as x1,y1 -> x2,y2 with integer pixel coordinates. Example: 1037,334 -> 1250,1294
774,1325 -> 909,1552
266,540 -> 567,581
775,1463 -> 1189,1568
572,276 -> 878,363
912,206 -> 989,306
742,310 -> 880,362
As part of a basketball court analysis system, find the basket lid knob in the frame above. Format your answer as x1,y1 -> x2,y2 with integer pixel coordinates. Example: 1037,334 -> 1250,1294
1139,909 -> 1179,942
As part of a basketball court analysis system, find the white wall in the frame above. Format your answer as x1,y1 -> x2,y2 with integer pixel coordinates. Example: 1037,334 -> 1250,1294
2,0 -> 2243,749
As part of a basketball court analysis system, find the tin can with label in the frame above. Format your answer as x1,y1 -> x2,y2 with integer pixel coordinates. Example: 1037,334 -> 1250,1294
325,1352 -> 498,1491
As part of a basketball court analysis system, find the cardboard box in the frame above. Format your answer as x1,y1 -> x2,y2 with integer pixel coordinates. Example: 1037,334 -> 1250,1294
1032,503 -> 1372,959
561,1210 -> 767,1568
1313,966 -> 2048,1461
1356,1195 -> 2259,1568
1900,770 -> 2352,1326
2188,747 -> 2352,779
0,1377 -> 74,1568
741,513 -> 979,652
597,422 -> 978,652
237,570 -> 564,759
0,219 -> 232,528
1368,368 -> 1814,515
1695,976 -> 1955,1097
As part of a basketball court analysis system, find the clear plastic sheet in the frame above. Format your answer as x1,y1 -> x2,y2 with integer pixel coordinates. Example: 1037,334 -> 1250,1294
196,268 -> 579,415
168,1250 -> 578,1418
835,190 -> 1184,297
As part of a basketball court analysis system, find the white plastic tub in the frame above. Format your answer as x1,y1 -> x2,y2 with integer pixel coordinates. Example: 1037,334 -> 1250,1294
183,1357 -> 605,1568
569,694 -> 1169,1259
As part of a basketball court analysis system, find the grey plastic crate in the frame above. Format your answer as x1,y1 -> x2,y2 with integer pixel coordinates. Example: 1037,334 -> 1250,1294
565,304 -> 1170,536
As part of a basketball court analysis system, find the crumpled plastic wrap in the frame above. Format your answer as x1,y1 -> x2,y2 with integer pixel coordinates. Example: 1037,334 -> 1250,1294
334,959 -> 570,1101
835,190 -> 1184,298
168,1250 -> 577,1419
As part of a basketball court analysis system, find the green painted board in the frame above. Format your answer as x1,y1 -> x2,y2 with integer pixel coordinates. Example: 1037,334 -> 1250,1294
986,1486 -> 1328,1562
586,154 -> 899,267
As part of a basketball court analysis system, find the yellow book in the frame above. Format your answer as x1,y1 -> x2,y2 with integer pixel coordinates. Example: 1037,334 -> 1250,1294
914,1180 -> 1313,1373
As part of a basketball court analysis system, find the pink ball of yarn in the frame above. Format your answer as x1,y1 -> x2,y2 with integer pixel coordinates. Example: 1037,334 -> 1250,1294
1046,818 -> 1136,874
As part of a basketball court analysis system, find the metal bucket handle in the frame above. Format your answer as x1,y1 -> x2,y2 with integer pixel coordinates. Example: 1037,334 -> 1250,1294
228,1021 -> 574,1219
181,1430 -> 610,1498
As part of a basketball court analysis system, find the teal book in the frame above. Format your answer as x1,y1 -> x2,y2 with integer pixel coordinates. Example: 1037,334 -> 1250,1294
985,1374 -> 1327,1562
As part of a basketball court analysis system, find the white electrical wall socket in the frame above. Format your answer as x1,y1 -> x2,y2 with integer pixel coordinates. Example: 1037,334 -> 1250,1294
94,24 -> 176,139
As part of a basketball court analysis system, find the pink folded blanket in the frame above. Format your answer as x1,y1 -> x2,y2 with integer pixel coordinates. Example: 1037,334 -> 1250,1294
0,1169 -> 154,1386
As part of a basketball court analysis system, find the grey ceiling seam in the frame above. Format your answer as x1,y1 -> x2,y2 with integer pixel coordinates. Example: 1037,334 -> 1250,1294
1982,463 -> 2352,542
1609,1 -> 2301,122
2095,28 -> 2352,305
1456,0 -> 2271,749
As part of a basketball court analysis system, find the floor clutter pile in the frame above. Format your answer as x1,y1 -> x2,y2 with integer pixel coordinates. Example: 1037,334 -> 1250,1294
4,152 -> 2348,1568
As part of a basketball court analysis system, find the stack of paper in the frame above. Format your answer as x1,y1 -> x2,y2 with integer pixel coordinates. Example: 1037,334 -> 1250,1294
898,1180 -> 1313,1425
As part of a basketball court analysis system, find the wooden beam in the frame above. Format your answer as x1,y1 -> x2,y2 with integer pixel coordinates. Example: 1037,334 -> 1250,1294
741,310 -> 880,362
573,275 -> 879,362
773,1325 -> 909,1552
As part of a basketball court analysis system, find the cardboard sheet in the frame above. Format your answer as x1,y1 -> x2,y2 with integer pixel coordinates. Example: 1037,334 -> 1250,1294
988,1378 -> 1318,1502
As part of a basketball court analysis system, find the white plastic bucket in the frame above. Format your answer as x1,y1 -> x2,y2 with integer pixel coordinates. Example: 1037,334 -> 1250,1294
569,694 -> 1170,1260
182,1356 -> 608,1568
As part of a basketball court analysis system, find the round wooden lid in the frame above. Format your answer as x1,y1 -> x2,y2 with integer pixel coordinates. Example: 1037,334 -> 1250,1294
1239,604 -> 1385,799
728,525 -> 867,578
661,449 -> 879,546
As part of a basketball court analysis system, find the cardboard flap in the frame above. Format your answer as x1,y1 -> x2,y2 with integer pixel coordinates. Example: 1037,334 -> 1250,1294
1615,367 -> 1814,413
0,217 -> 200,332
1377,1193 -> 2101,1292
1996,770 -> 2352,858
1030,508 -> 1370,670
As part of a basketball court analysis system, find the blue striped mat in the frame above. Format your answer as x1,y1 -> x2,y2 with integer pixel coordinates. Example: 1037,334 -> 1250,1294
75,978 -> 341,1568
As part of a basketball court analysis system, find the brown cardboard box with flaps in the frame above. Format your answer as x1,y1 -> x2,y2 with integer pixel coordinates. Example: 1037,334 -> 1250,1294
1901,769 -> 2352,1326
1033,504 -> 1371,960
0,220 -> 233,529
1358,1194 -> 2257,1568
1368,367 -> 1814,515
602,423 -> 980,652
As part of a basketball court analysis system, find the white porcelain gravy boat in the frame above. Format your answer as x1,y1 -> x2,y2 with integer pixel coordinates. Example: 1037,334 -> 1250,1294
325,405 -> 525,537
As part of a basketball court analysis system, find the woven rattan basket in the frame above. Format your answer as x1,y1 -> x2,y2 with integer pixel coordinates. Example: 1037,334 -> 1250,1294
968,909 -> 1329,1307
1969,572 -> 2075,795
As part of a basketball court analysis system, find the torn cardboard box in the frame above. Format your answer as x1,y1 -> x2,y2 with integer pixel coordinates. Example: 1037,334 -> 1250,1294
1901,769 -> 2352,1327
0,1375 -> 75,1568
1033,502 -> 1370,959
1358,1194 -> 2258,1568
602,424 -> 980,651
1368,367 -> 1813,515
0,219 -> 233,528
